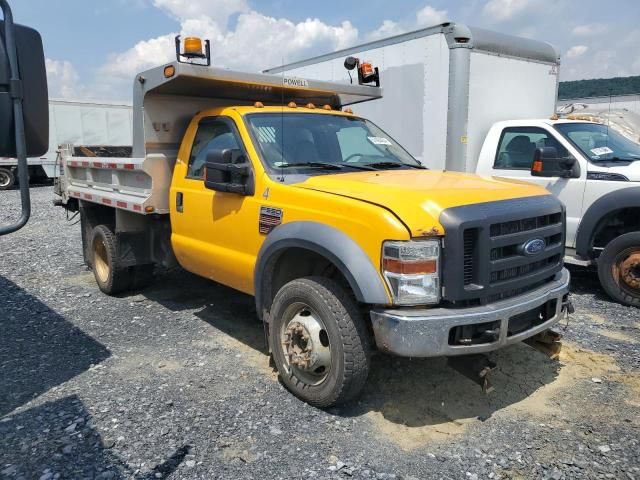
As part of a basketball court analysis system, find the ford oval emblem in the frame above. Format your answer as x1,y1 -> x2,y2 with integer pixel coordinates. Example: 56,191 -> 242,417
522,238 -> 546,256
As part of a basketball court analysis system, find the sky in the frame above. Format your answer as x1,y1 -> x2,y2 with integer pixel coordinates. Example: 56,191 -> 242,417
11,0 -> 640,102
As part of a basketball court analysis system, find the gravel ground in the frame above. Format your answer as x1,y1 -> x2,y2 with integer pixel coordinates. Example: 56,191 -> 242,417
1,187 -> 639,480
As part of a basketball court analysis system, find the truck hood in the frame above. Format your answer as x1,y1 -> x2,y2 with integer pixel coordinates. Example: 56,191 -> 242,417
296,170 -> 550,237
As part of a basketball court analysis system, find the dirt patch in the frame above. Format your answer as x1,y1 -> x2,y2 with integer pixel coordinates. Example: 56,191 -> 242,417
66,271 -> 96,288
361,342 -> 622,451
596,329 -> 639,344
614,373 -> 640,408
585,313 -> 606,325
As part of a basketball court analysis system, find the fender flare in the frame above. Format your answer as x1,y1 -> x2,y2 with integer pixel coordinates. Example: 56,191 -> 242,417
575,186 -> 640,258
254,221 -> 390,320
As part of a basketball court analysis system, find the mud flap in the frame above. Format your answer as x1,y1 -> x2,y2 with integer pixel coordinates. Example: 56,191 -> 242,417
447,354 -> 497,394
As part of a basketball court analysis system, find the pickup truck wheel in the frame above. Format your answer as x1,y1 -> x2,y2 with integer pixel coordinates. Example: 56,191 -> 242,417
91,225 -> 130,295
0,168 -> 15,190
597,232 -> 640,307
269,276 -> 371,408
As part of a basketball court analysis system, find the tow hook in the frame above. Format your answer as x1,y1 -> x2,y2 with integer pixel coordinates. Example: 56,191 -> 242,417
562,297 -> 575,316
447,354 -> 497,394
524,328 -> 563,359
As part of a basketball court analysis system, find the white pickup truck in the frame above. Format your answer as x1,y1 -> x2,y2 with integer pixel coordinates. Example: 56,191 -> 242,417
476,118 -> 640,307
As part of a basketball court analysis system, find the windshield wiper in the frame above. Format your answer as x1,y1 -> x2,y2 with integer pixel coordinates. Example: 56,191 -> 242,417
278,162 -> 379,172
365,161 -> 426,170
279,162 -> 344,170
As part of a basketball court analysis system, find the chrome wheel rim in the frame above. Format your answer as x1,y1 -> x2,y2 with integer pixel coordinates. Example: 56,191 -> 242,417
280,302 -> 332,385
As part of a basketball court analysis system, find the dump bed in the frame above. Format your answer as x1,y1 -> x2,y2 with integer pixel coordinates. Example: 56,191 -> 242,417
59,62 -> 382,214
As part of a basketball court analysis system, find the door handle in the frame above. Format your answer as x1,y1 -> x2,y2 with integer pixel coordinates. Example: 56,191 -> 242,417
176,192 -> 184,213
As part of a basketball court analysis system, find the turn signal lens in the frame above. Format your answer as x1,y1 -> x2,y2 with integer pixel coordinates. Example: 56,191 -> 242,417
532,160 -> 543,172
382,258 -> 437,275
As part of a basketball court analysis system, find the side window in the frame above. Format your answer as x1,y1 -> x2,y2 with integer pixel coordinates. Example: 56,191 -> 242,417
187,118 -> 241,179
494,127 -> 568,170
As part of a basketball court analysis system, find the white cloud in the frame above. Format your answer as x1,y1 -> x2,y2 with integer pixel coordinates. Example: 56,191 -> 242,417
45,58 -> 81,98
367,4 -> 447,42
482,0 -> 534,22
94,9 -> 358,99
153,0 -> 248,28
566,45 -> 588,59
416,5 -> 448,27
365,20 -> 405,41
571,24 -> 608,37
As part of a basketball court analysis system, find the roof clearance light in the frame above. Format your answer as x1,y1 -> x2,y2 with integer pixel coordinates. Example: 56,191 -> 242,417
306,103 -> 316,109
344,108 -> 353,114
323,104 -> 332,110
163,65 -> 176,78
287,102 -> 297,108
254,101 -> 264,108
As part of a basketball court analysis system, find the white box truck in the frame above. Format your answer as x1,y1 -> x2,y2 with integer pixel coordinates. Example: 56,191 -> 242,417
268,23 -> 640,308
0,99 -> 132,190
264,22 -> 560,172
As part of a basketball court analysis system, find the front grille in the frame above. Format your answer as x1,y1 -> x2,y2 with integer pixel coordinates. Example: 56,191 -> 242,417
440,196 -> 565,306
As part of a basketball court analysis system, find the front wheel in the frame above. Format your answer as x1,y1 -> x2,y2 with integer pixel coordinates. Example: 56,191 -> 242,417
597,232 -> 640,307
269,276 -> 371,408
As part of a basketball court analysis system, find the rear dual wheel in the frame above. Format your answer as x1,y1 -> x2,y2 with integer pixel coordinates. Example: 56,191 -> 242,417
597,232 -> 640,307
269,276 -> 371,408
91,225 -> 154,295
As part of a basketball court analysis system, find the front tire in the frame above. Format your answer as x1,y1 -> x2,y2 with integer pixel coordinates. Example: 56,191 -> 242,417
269,276 -> 371,408
597,232 -> 640,307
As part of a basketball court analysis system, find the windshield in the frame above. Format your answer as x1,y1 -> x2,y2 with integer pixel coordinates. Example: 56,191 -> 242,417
555,122 -> 640,162
245,113 -> 422,174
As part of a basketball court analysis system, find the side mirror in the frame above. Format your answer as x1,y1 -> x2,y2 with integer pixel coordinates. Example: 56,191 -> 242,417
531,147 -> 580,178
204,149 -> 254,195
0,21 -> 48,157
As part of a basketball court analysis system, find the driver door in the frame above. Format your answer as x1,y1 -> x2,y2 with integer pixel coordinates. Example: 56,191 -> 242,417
170,115 -> 262,294
490,126 -> 587,247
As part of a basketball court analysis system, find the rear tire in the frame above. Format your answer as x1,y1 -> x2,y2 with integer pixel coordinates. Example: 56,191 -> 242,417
0,168 -> 15,190
269,276 -> 371,408
91,225 -> 133,295
597,232 -> 640,307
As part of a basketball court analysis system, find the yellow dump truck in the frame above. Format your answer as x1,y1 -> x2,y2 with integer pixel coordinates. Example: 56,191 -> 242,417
55,37 -> 572,407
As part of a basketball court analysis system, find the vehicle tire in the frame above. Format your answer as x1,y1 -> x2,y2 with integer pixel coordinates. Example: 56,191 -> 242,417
91,225 -> 130,295
269,276 -> 371,408
597,232 -> 640,307
0,167 -> 15,190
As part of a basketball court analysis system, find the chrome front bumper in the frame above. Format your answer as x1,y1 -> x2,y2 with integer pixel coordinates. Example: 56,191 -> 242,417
370,268 -> 571,357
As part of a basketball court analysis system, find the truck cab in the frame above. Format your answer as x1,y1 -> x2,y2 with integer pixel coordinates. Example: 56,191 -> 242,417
56,40 -> 572,407
477,118 -> 640,306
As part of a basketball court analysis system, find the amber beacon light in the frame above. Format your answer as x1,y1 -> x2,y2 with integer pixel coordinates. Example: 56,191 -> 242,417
175,35 -> 211,66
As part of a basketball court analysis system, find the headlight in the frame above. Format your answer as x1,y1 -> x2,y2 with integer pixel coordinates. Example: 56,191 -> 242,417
382,239 -> 441,305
